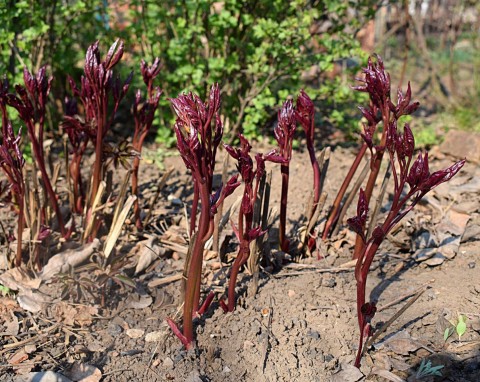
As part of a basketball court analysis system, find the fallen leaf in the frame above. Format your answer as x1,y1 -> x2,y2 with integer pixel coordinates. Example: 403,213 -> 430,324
54,302 -> 77,326
8,350 -> 28,365
332,364 -> 364,382
125,294 -> 153,309
389,357 -> 412,372
17,292 -> 46,313
133,238 -> 166,275
4,312 -> 19,335
39,239 -> 100,281
385,331 -> 420,356
0,268 -> 41,293
370,367 -> 406,382
424,253 -> 446,267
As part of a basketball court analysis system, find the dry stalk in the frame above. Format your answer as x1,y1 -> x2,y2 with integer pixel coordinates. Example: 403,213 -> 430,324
332,158 -> 370,237
213,153 -> 229,253
104,194 -> 137,260
366,162 -> 391,239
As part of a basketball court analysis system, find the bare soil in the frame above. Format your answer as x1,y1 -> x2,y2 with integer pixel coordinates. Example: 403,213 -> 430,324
0,139 -> 479,382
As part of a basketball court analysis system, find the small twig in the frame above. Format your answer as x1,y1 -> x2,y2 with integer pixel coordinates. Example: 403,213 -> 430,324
262,296 -> 274,372
367,162 -> 391,239
147,273 -> 183,288
363,287 -> 428,353
377,279 -> 434,312
332,158 -> 370,237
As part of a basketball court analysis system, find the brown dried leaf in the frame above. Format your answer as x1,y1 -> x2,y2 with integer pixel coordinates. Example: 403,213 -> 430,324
8,350 -> 28,365
75,305 -> 98,327
385,331 -> 420,355
125,293 -> 153,309
0,268 -> 41,293
66,363 -> 102,382
40,239 -> 100,281
370,367 -> 406,382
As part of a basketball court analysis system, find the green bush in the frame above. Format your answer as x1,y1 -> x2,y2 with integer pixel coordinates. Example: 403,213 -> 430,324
1,0 -> 377,144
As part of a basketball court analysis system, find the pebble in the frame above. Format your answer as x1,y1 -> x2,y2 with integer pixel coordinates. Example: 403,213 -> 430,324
126,328 -> 144,339
468,261 -> 476,269
107,323 -> 122,336
307,329 -> 321,340
321,277 -> 336,288
163,357 -> 174,369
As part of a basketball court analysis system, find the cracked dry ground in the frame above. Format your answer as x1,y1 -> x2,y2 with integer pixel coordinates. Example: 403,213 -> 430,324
0,137 -> 479,382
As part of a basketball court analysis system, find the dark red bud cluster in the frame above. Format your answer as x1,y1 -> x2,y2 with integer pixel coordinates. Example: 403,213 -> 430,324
295,90 -> 314,140
0,123 -> 25,196
389,82 -> 420,118
274,99 -> 296,157
353,55 -> 391,109
140,58 -> 162,87
347,188 -> 369,242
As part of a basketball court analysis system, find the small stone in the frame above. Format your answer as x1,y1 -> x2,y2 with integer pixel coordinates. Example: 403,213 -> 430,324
322,277 -> 336,288
163,357 -> 174,369
223,366 -> 231,373
167,194 -> 182,206
468,261 -> 476,269
288,289 -> 296,297
439,130 -> 480,163
126,328 -> 144,339
107,323 -> 122,336
24,344 -> 36,354
307,329 -> 321,340
145,331 -> 163,342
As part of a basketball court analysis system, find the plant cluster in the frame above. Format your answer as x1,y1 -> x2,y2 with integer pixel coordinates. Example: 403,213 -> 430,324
168,55 -> 464,370
0,35 -> 466,368
0,40 -> 162,276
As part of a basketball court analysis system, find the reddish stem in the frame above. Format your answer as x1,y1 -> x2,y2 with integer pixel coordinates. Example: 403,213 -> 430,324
279,164 -> 290,252
15,196 -> 25,267
322,143 -> 367,240
181,182 -> 211,348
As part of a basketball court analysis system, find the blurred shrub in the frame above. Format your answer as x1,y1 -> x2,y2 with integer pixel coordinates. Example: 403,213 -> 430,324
1,0 -> 377,144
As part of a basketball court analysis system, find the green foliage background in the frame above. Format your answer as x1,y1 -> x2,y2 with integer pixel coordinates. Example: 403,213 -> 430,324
0,0 -> 377,145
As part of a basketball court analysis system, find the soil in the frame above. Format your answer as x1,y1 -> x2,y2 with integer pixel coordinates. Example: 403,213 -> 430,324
0,138 -> 479,382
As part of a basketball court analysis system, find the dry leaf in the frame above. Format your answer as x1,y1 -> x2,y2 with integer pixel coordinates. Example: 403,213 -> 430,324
4,312 -> 19,336
0,268 -> 41,293
390,357 -> 412,372
8,350 -> 28,365
331,364 -> 364,382
133,238 -> 166,275
54,302 -> 77,326
125,294 -> 153,309
370,367 -> 406,382
17,292 -> 46,313
385,331 -> 420,355
75,305 -> 98,327
40,239 -> 100,281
